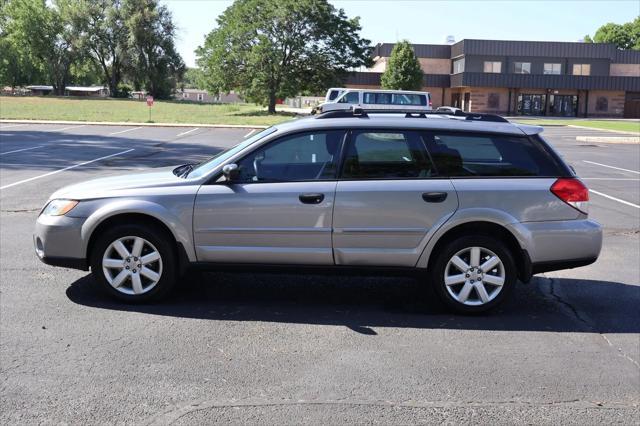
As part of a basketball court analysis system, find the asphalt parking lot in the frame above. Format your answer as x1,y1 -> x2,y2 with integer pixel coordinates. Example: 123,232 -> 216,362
1,121 -> 638,424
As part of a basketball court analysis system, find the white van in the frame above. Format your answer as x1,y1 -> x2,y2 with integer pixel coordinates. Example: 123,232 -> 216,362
318,89 -> 432,113
325,88 -> 347,102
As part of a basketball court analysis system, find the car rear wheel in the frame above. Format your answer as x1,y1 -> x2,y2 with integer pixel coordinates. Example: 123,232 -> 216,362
431,235 -> 516,314
90,224 -> 176,302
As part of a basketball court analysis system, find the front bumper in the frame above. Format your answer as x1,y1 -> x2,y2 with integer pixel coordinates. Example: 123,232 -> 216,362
34,214 -> 89,271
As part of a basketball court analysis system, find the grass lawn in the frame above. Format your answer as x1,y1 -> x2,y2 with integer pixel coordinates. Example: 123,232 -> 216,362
512,118 -> 640,134
0,96 -> 297,126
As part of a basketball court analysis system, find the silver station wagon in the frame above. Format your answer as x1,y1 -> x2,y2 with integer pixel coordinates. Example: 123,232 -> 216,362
34,109 -> 602,313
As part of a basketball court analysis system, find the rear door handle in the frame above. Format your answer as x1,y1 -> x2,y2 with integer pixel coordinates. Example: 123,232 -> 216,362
299,193 -> 325,204
422,192 -> 448,203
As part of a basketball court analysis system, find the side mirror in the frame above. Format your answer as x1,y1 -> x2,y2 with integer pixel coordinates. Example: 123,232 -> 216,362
222,163 -> 239,182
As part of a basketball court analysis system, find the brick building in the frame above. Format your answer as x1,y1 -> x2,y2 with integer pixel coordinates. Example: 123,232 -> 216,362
346,40 -> 640,118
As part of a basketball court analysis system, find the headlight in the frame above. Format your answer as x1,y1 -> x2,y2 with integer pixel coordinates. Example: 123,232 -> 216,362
41,199 -> 79,216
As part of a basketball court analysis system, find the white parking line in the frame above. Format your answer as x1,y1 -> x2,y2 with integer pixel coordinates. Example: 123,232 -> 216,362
108,127 -> 142,136
590,189 -> 640,209
50,125 -> 86,132
0,149 -> 134,190
583,160 -> 640,175
176,128 -> 199,137
0,146 -> 44,156
244,129 -> 256,138
582,178 -> 640,181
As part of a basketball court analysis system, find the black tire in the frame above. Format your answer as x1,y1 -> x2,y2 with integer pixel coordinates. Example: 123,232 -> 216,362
430,235 -> 516,314
90,223 -> 177,303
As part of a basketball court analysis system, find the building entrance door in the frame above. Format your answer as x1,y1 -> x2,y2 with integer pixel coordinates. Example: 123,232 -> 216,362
463,92 -> 471,111
518,94 -> 545,115
550,95 -> 578,117
451,93 -> 461,108
624,92 -> 640,118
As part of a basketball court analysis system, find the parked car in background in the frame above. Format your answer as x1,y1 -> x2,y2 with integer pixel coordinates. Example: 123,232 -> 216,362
316,89 -> 432,113
325,87 -> 348,103
435,106 -> 463,115
311,88 -> 349,114
34,108 -> 601,313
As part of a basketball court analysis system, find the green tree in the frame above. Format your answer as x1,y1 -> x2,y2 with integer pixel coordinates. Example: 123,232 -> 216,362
69,57 -> 103,86
181,67 -> 205,90
584,17 -> 640,50
73,0 -> 130,96
3,0 -> 85,95
0,3 -> 45,88
196,0 -> 372,113
124,0 -> 184,99
380,40 -> 423,91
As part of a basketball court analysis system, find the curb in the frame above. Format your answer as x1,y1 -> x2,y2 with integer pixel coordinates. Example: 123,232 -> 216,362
0,119 -> 268,130
576,136 -> 639,144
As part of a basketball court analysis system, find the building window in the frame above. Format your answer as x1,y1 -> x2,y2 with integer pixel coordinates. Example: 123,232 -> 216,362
595,96 -> 608,112
487,93 -> 500,109
514,62 -> 531,74
453,58 -> 465,74
183,93 -> 189,98
544,63 -> 561,75
572,64 -> 591,76
197,93 -> 204,101
483,61 -> 501,73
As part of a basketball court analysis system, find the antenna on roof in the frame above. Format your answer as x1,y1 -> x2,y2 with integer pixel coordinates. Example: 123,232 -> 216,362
446,35 -> 455,44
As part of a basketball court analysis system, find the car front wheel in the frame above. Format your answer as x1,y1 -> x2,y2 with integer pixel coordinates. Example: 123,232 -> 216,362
90,224 -> 176,302
431,235 -> 516,314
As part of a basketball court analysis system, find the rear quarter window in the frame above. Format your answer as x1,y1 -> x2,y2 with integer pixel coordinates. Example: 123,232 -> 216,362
422,132 -> 565,177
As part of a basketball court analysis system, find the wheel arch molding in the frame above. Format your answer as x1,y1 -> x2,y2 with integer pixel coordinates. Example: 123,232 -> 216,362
416,208 -> 531,282
80,200 -> 196,264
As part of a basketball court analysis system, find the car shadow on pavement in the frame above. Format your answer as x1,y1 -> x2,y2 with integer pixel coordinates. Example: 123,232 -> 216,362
66,272 -> 640,334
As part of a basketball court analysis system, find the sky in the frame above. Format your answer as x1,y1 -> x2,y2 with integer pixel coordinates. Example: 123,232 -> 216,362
161,0 -> 640,68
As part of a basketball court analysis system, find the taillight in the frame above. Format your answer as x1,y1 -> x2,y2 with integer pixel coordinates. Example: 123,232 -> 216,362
428,99 -> 433,107
550,178 -> 589,214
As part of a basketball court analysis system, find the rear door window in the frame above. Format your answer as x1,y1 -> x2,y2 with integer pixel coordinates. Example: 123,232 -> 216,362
361,93 -> 427,106
363,92 -> 392,104
392,94 -> 427,106
341,130 -> 435,179
422,132 -> 563,177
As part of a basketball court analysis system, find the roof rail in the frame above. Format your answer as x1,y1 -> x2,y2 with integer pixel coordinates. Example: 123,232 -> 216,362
314,107 -> 509,123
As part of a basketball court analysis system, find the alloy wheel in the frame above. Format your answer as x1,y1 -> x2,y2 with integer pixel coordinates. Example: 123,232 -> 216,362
102,236 -> 163,295
444,246 -> 505,306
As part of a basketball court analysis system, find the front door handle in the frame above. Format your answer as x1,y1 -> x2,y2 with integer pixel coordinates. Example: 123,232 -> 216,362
299,193 -> 325,204
422,192 -> 448,203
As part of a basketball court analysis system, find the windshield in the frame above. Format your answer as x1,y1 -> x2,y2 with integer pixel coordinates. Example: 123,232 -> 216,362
328,90 -> 342,101
187,127 -> 277,179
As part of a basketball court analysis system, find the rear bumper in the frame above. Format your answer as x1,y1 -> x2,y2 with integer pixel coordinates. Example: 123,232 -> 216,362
531,256 -> 598,275
510,219 -> 602,273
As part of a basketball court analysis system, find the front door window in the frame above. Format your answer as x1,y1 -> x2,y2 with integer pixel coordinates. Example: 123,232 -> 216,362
235,131 -> 344,182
